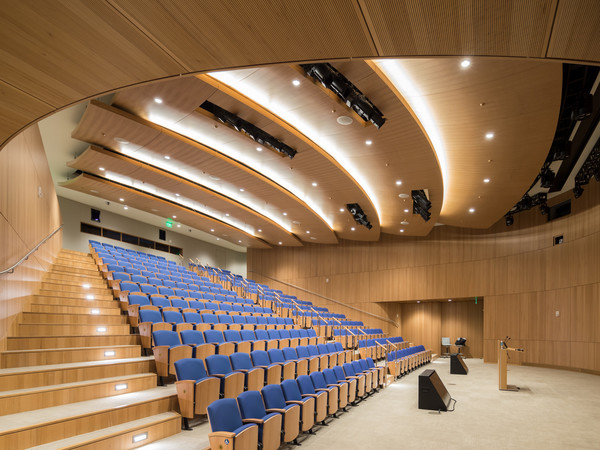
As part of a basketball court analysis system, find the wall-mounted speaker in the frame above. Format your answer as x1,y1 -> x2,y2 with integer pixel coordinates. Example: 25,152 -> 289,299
419,369 -> 451,411
450,353 -> 468,375
91,208 -> 101,222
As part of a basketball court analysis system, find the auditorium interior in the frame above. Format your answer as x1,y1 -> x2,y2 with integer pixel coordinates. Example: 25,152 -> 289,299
1,2 -> 600,449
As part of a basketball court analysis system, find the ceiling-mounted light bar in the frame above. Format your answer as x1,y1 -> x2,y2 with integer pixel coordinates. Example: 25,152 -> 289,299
200,101 -> 297,159
301,63 -> 386,129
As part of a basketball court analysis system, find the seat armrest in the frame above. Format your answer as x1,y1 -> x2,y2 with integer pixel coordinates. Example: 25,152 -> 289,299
243,418 -> 265,424
266,408 -> 288,413
286,400 -> 305,405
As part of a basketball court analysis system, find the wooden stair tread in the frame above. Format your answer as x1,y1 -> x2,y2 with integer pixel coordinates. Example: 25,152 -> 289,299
0,356 -> 154,377
0,373 -> 155,399
0,386 -> 176,434
28,411 -> 180,450
1,344 -> 140,355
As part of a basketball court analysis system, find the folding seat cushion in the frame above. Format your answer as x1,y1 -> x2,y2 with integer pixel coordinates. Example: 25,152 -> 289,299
267,349 -> 295,381
174,289 -> 189,298
317,343 -> 336,368
138,308 -> 170,350
232,315 -> 247,328
152,330 -> 193,377
224,329 -> 251,354
162,310 -> 193,333
230,352 -> 264,392
332,366 -> 357,405
112,271 -> 130,282
207,398 -> 259,450
170,298 -> 189,309
204,354 -> 245,398
174,358 -> 220,419
231,304 -> 244,313
237,391 -> 282,450
321,368 -> 348,410
251,350 -> 283,385
125,293 -> 152,326
282,347 -> 308,377
289,329 -> 301,347
261,384 -> 301,445
267,329 -> 285,347
131,274 -> 147,284
139,283 -> 158,295
307,345 -> 327,371
351,360 -> 373,393
278,329 -> 293,348
204,302 -> 219,312
280,379 -> 315,432
255,329 -> 278,350
179,329 -> 215,360
298,329 -> 310,347
150,296 -> 171,309
163,280 -> 176,288
295,346 -> 320,374
342,363 -> 367,398
201,313 -> 219,327
188,292 -> 203,302
216,314 -> 233,332
204,329 -> 235,356
296,374 -> 331,423
176,281 -> 190,290
182,311 -> 203,327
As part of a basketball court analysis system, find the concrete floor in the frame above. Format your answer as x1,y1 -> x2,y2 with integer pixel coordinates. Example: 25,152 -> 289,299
142,358 -> 600,449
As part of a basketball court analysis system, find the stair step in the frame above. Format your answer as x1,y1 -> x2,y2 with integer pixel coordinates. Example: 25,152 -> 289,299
29,411 -> 180,450
0,373 -> 156,415
34,296 -> 117,308
21,312 -> 127,325
0,386 -> 178,448
45,270 -> 103,282
29,304 -> 121,315
16,323 -> 130,337
0,357 -> 155,391
44,273 -> 106,286
51,264 -> 99,277
38,289 -> 113,301
53,257 -> 98,267
40,282 -> 110,295
1,345 -> 141,368
8,334 -> 140,350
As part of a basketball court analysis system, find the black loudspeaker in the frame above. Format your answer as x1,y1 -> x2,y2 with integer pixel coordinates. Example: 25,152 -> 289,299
450,353 -> 468,375
91,208 -> 101,222
159,229 -> 166,241
418,369 -> 451,411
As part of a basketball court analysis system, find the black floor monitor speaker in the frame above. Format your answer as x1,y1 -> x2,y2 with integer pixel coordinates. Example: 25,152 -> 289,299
418,369 -> 451,411
450,353 -> 468,374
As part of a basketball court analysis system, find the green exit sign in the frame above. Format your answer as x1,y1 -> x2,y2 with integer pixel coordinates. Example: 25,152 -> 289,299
165,218 -> 174,228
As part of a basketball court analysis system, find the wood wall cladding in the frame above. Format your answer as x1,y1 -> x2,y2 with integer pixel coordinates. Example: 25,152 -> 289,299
249,179 -> 600,372
0,124 -> 62,351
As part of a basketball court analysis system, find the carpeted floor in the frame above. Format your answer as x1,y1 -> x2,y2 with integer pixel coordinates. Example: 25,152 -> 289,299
142,358 -> 600,449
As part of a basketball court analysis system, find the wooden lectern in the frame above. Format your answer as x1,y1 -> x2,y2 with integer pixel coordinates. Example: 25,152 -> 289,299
498,340 -> 524,391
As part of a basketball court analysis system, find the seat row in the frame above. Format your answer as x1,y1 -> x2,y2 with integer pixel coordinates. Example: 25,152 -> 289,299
358,336 -> 408,360
109,273 -> 227,293
387,345 -> 432,377
151,329 -> 343,378
202,361 -> 385,449
114,281 -> 248,305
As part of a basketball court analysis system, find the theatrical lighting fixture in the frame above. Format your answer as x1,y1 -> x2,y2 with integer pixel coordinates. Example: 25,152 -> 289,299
571,93 -> 593,121
199,101 -> 297,158
539,167 -> 556,188
301,63 -> 386,129
411,189 -> 431,222
573,184 -> 584,199
575,144 -> 600,188
551,139 -> 571,161
346,203 -> 373,230
505,214 -> 514,226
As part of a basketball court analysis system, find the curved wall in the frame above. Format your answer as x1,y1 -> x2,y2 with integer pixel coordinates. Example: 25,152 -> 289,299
249,180 -> 600,372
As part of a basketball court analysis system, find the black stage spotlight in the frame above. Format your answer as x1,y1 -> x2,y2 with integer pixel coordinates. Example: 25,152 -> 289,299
505,214 -> 514,226
411,190 -> 432,222
540,167 -> 556,188
346,203 -> 373,230
573,185 -> 584,199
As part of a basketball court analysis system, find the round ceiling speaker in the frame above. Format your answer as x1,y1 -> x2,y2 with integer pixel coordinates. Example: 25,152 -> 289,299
336,116 -> 353,126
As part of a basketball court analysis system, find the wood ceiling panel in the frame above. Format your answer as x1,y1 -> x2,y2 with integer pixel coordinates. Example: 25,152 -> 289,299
110,0 -> 377,70
70,100 -> 338,245
360,0 -> 556,58
374,58 -> 562,228
67,145 -> 302,247
547,0 -> 600,62
0,1 -> 184,107
61,173 -> 271,249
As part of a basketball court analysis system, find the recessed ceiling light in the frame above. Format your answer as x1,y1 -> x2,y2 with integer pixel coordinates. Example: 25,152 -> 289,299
339,208 -> 345,212
123,206 -> 128,210
404,209 -> 409,213
154,97 -> 163,104
98,167 -> 105,171
278,241 -> 282,245
114,137 -> 129,144
485,132 -> 495,140
460,59 -> 471,68
396,180 -> 402,185
312,182 -> 318,187
306,230 -> 310,234
399,193 -> 409,199
177,224 -> 181,228
151,208 -> 158,212
210,229 -> 214,232
351,227 -> 355,231
164,155 -> 171,159
258,229 -> 262,232
365,140 -> 372,145
90,190 -> 98,193
310,236 -> 316,240
239,188 -> 244,192
292,220 -> 301,225
283,212 -> 287,216
238,240 -> 242,243
483,178 -> 490,183
292,79 -> 301,86
337,116 -> 353,126
119,198 -> 124,202
401,220 -> 409,225
417,300 -> 421,304
448,299 -> 452,302
216,238 -> 220,240
469,208 -> 475,213
175,193 -> 180,197
172,215 -> 176,219
400,229 -> 404,233
256,147 -> 262,152
225,213 -> 230,217
209,175 -> 220,180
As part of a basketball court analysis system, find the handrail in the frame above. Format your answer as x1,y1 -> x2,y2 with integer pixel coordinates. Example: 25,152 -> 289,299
0,225 -> 63,275
254,272 -> 399,328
